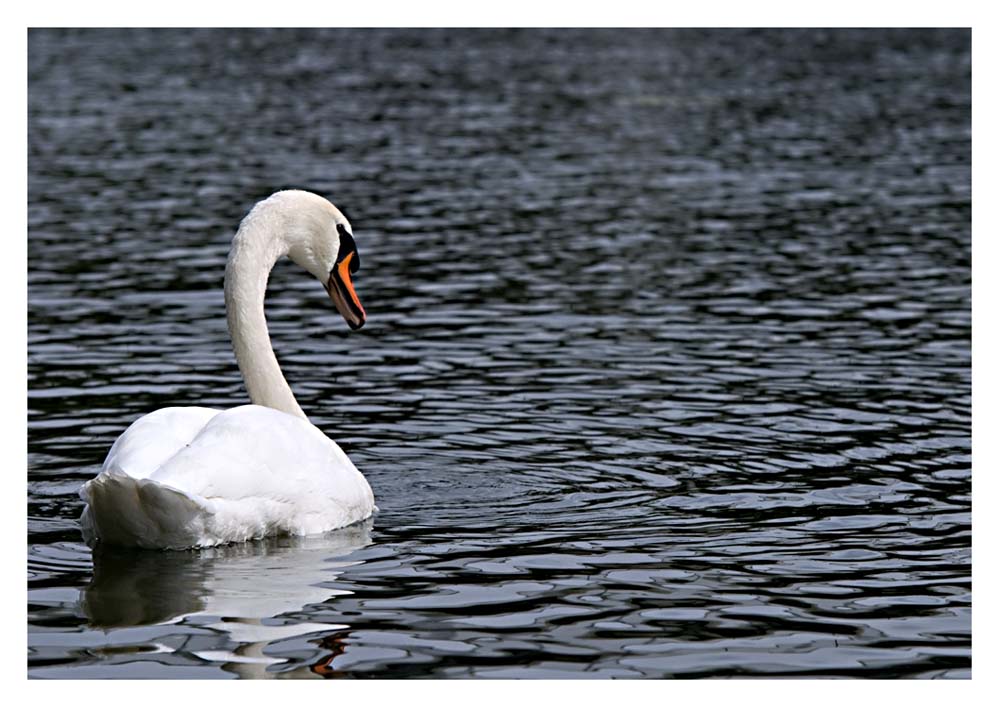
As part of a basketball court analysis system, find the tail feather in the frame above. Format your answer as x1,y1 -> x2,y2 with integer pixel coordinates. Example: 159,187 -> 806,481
80,471 -> 211,549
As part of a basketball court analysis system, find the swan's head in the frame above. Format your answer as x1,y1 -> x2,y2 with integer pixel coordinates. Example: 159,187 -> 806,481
274,190 -> 367,330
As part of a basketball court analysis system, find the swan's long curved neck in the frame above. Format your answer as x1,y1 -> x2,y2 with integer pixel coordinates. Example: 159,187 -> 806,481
224,220 -> 307,420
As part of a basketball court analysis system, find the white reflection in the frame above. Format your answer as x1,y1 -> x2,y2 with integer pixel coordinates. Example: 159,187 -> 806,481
80,521 -> 372,678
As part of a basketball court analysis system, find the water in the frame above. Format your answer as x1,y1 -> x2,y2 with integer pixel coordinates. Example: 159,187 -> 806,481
27,29 -> 971,679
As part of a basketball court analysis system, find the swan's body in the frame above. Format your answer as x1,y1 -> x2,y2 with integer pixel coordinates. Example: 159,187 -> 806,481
80,190 -> 374,549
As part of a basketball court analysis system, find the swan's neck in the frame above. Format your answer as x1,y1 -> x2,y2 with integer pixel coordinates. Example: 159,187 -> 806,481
224,220 -> 307,420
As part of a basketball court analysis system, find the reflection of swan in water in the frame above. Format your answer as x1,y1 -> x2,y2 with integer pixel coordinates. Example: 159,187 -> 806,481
81,522 -> 371,678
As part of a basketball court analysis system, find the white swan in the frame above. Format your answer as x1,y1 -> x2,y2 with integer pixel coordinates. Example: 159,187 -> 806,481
79,190 -> 376,550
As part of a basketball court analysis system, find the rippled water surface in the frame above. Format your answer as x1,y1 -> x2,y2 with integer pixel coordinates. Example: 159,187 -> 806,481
28,29 -> 971,678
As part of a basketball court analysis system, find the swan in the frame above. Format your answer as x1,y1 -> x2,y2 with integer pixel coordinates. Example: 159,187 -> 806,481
79,190 -> 376,550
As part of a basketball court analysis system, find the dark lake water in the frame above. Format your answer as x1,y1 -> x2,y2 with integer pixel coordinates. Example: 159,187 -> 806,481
27,28 -> 971,678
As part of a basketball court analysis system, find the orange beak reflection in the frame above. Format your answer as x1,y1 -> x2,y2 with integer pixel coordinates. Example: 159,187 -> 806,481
326,252 -> 366,330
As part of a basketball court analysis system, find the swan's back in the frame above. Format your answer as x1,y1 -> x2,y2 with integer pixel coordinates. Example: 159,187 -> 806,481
81,405 -> 375,549
102,407 -> 221,480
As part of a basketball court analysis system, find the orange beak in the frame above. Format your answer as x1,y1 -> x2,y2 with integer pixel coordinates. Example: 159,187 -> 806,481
326,252 -> 366,330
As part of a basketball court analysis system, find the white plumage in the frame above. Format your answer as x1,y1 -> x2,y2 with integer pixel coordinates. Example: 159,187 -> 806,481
80,191 -> 375,549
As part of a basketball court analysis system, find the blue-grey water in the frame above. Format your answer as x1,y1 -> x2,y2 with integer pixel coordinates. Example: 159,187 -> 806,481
27,29 -> 970,678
